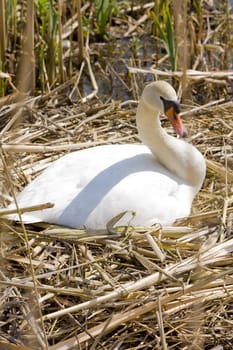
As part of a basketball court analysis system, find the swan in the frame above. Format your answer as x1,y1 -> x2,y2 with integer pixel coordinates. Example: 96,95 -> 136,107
5,81 -> 206,229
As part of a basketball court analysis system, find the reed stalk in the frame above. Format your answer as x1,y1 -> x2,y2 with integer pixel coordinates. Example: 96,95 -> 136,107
0,0 -> 6,96
47,0 -> 58,87
58,0 -> 65,83
17,0 -> 35,94
0,0 -> 6,63
77,0 -> 85,63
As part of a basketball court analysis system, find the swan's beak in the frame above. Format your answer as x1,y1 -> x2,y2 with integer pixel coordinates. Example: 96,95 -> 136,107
165,105 -> 188,138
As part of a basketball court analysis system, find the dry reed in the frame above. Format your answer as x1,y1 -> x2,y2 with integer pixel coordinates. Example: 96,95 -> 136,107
0,1 -> 233,349
1,84 -> 233,349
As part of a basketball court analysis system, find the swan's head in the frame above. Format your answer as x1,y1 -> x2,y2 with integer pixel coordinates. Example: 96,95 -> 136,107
142,81 -> 187,137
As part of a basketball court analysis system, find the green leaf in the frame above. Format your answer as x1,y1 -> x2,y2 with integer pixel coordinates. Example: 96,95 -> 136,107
152,2 -> 177,71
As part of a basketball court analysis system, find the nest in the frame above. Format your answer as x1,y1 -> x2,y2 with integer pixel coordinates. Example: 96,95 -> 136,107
0,77 -> 233,350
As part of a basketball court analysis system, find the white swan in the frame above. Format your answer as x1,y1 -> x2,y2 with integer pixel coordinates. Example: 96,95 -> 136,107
6,81 -> 206,229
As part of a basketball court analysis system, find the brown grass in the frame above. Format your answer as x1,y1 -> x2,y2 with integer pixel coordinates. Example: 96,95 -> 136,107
0,76 -> 233,349
0,1 -> 233,349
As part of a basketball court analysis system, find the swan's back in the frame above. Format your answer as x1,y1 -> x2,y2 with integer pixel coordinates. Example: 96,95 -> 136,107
6,144 -> 194,229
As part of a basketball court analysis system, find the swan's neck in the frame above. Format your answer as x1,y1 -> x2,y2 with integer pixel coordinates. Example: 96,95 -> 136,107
136,99 -> 205,190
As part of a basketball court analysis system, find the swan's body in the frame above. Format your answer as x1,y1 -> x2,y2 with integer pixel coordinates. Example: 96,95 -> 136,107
6,81 -> 206,229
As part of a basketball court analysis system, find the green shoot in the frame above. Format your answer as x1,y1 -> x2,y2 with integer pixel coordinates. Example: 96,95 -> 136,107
152,1 -> 177,71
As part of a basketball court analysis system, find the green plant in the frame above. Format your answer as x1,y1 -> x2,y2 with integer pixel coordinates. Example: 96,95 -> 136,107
95,0 -> 116,39
35,0 -> 59,89
152,1 -> 177,71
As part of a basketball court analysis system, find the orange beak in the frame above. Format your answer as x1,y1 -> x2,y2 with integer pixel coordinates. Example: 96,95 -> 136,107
165,106 -> 187,137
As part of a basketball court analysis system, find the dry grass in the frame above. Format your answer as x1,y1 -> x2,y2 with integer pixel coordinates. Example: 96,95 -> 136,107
0,73 -> 233,350
0,1 -> 233,349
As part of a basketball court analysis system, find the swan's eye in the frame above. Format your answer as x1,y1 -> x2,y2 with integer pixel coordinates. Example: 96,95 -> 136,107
161,99 -> 182,129
173,101 -> 181,115
161,98 -> 186,136
161,97 -> 180,118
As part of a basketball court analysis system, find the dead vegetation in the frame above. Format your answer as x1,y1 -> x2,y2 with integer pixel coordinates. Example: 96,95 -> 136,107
0,1 -> 233,349
1,85 -> 233,350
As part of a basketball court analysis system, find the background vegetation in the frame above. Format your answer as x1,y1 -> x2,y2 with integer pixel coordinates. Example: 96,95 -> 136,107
0,0 -> 232,98
0,1 -> 233,350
